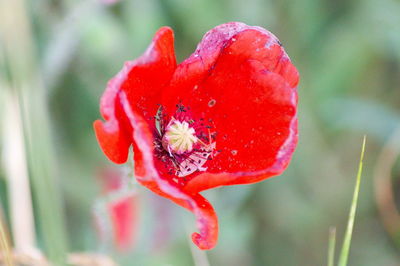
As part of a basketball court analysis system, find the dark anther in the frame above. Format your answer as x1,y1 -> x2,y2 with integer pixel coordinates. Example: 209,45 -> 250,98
176,103 -> 187,113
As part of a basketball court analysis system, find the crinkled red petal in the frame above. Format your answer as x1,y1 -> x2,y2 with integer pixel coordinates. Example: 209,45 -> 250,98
162,22 -> 298,193
118,91 -> 218,250
94,27 -> 218,249
94,26 -> 176,164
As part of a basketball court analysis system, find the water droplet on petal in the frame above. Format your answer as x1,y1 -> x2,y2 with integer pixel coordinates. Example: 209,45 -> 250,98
208,99 -> 216,107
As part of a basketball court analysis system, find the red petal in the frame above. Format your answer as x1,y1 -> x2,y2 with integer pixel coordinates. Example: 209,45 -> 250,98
94,27 -> 176,163
118,91 -> 218,249
166,22 -> 298,95
162,23 -> 298,193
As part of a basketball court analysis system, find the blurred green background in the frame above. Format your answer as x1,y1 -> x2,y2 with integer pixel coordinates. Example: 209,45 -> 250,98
1,0 -> 400,265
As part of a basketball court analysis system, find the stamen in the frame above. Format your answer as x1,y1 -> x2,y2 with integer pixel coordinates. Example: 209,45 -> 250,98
154,105 -> 217,178
162,118 -> 198,154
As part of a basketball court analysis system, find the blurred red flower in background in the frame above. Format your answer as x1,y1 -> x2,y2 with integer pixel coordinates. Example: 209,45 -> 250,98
94,22 -> 299,250
93,168 -> 138,252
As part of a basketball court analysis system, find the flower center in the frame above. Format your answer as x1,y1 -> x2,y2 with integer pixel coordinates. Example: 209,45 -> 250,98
154,104 -> 217,178
162,118 -> 198,154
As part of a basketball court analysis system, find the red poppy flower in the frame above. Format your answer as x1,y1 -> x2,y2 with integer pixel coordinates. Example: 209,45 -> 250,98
94,22 -> 299,250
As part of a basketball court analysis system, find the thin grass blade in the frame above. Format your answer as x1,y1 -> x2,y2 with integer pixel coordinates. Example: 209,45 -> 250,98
337,136 -> 366,266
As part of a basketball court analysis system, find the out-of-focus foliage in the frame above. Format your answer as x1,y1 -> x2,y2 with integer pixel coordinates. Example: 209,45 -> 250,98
1,0 -> 400,265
